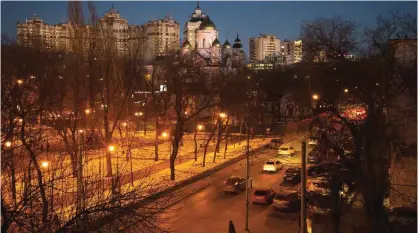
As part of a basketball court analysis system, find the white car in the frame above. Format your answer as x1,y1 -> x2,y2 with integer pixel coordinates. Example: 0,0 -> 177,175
278,145 -> 296,156
263,159 -> 283,172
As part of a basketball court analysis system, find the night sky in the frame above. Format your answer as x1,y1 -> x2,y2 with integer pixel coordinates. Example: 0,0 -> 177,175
1,1 -> 416,54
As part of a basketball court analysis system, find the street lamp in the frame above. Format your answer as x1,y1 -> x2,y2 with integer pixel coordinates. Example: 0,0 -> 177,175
312,94 -> 319,100
108,145 -> 116,152
219,112 -> 227,119
344,88 -> 349,93
41,161 -> 50,169
5,141 -> 12,148
85,109 -> 91,115
17,79 -> 23,85
197,124 -> 204,131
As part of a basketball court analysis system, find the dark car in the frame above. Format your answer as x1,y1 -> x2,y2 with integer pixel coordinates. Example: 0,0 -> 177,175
223,176 -> 246,193
283,168 -> 302,184
272,190 -> 301,212
388,207 -> 417,233
269,138 -> 284,149
307,148 -> 321,164
252,188 -> 276,204
307,194 -> 332,215
307,165 -> 328,177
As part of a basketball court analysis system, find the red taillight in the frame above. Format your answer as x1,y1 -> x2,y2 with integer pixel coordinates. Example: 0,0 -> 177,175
224,181 -> 227,184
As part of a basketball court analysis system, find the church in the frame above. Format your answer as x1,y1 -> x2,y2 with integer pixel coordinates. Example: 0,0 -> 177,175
181,2 -> 246,68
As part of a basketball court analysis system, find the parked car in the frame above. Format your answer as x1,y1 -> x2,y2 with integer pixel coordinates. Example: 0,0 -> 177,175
307,165 -> 328,177
307,175 -> 332,196
307,148 -> 321,164
269,138 -> 284,149
263,159 -> 283,173
283,168 -> 301,183
388,207 -> 417,233
278,145 -> 296,156
308,137 -> 318,146
272,190 -> 301,212
308,193 -> 332,215
252,188 -> 276,204
223,176 -> 246,193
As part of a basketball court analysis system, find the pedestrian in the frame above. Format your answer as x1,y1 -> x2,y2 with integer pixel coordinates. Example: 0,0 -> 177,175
228,220 -> 236,233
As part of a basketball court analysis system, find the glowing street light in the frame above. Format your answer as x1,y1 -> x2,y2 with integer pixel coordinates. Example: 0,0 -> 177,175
197,124 -> 204,131
108,145 -> 116,152
85,109 -> 91,115
145,74 -> 151,80
79,129 -> 84,133
344,88 -> 349,93
219,112 -> 227,119
161,132 -> 168,138
41,161 -> 49,169
5,141 -> 12,148
122,122 -> 127,127
312,94 -> 319,100
135,112 -> 143,117
17,79 -> 23,85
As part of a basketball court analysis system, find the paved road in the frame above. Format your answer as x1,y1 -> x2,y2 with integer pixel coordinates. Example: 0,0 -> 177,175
164,141 -> 308,233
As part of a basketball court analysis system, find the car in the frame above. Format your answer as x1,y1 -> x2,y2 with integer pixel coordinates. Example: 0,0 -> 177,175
308,137 -> 318,146
223,176 -> 246,193
278,145 -> 296,156
283,168 -> 301,183
307,165 -> 328,177
307,193 -> 332,215
272,190 -> 301,212
263,159 -> 283,173
388,207 -> 417,233
252,188 -> 276,204
307,148 -> 321,164
269,138 -> 284,149
307,175 -> 332,196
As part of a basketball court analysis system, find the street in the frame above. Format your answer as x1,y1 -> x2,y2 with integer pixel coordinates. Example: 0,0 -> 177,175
164,140 -> 306,233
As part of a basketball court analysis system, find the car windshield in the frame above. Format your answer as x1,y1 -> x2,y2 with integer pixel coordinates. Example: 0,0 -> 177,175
266,162 -> 274,165
254,190 -> 267,196
286,168 -> 300,174
274,194 -> 289,200
226,178 -> 239,185
281,148 -> 289,151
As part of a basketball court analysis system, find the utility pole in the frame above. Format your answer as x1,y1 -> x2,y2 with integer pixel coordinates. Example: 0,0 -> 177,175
301,141 -> 307,233
244,124 -> 250,233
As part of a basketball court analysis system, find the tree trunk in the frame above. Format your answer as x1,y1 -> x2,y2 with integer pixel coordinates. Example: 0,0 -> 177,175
143,115 -> 147,136
154,117 -> 159,161
170,119 -> 184,181
202,126 -> 216,167
194,131 -> 198,161
213,119 -> 222,163
223,118 -> 229,159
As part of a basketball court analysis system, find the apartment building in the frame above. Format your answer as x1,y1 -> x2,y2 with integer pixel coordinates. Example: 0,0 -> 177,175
249,34 -> 280,62
16,7 -> 180,63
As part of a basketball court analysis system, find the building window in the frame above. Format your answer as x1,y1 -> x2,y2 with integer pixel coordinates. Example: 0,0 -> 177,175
160,84 -> 167,92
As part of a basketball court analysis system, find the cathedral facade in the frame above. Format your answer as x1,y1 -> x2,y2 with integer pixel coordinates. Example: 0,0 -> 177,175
181,3 -> 245,68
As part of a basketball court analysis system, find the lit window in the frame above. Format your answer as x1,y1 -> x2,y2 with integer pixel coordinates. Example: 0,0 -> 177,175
159,84 -> 167,92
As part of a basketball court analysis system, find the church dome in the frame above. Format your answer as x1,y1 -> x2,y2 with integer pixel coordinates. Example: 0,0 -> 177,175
223,40 -> 231,48
212,38 -> 221,47
233,33 -> 243,48
199,16 -> 216,30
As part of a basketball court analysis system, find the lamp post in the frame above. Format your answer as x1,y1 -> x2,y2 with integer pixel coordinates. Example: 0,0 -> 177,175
240,120 -> 251,233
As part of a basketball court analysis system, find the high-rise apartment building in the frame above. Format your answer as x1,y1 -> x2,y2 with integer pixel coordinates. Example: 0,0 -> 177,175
142,15 -> 180,63
249,34 -> 280,62
16,6 -> 180,63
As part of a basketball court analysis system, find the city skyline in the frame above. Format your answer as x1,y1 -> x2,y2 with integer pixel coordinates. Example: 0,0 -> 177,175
2,1 -> 417,55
